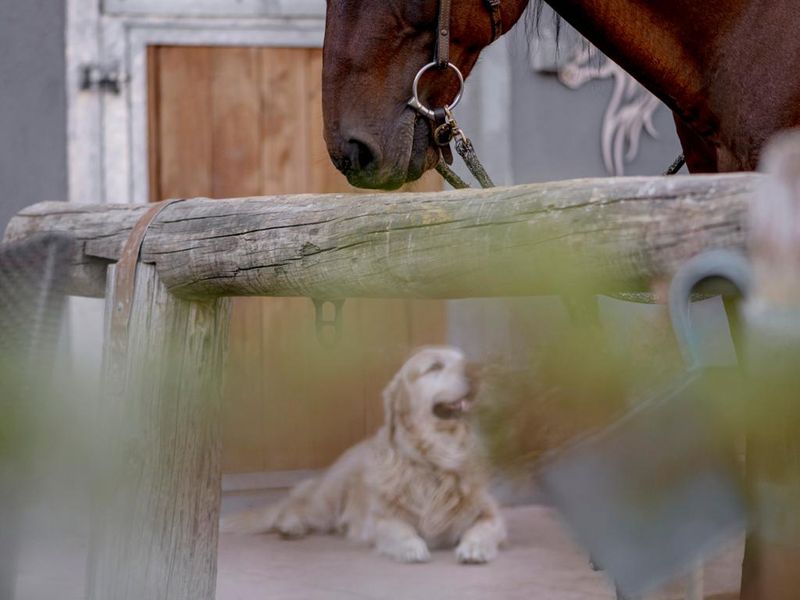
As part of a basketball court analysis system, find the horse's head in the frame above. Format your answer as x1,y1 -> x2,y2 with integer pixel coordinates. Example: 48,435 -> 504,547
322,0 -> 528,189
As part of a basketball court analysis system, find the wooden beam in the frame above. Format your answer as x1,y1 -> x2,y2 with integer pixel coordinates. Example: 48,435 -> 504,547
88,263 -> 231,600
4,174 -> 758,300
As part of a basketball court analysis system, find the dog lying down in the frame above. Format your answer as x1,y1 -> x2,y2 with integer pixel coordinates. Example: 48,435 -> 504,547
222,346 -> 506,564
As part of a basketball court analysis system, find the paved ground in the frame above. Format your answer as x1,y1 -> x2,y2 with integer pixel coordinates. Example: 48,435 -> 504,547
11,500 -> 742,600
216,505 -> 743,600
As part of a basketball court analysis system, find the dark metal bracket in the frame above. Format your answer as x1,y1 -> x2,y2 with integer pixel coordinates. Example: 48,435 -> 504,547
80,62 -> 127,95
312,298 -> 345,349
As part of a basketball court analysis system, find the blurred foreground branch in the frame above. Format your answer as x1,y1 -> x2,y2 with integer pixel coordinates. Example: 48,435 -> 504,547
740,131 -> 800,600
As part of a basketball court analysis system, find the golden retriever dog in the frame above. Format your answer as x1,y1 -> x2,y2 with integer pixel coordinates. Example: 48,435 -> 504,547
222,346 -> 506,564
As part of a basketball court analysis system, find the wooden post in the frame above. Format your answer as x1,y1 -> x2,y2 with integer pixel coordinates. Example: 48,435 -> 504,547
88,263 -> 230,600
741,130 -> 800,599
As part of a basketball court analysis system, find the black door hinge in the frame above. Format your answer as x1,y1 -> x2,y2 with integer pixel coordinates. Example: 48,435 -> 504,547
80,63 -> 127,95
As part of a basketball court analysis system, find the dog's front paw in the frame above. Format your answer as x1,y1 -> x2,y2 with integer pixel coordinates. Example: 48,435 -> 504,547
378,536 -> 431,563
275,511 -> 308,539
455,538 -> 498,564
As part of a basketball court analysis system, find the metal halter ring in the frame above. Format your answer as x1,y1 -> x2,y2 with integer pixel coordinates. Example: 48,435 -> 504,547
409,61 -> 465,120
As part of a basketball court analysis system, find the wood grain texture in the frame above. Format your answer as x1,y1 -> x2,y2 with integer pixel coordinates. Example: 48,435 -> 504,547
205,47 -> 267,472
260,47 -> 309,194
211,47 -> 262,199
6,174 -> 759,301
89,264 -> 231,600
154,46 -> 213,200
144,45 -> 444,473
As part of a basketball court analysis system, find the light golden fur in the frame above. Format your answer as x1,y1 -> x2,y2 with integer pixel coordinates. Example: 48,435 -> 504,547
222,346 -> 506,563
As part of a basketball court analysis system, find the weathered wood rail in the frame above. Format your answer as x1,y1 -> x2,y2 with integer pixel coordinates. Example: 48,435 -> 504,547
3,167 -> 793,600
5,174 -> 755,300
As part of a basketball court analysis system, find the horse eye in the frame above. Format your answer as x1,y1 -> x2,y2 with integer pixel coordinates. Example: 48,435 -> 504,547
426,361 -> 444,374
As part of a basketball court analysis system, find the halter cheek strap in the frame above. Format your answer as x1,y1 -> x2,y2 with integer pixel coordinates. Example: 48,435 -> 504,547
435,0 -> 503,69
435,0 -> 452,68
417,0 -> 503,190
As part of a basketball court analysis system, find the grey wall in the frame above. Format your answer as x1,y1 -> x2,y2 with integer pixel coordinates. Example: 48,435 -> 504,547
0,0 -> 67,234
505,23 -> 683,183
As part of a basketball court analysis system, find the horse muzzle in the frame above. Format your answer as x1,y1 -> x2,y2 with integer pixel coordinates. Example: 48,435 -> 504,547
327,112 -> 436,190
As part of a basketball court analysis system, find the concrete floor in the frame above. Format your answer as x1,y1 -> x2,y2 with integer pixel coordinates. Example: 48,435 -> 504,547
216,505 -> 743,600
11,500 -> 742,600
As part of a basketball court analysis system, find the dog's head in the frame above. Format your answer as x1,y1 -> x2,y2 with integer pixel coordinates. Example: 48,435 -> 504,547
382,346 -> 480,466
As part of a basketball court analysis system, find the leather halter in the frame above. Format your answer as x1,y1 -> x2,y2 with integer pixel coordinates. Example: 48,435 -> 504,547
410,0 -> 503,189
435,0 -> 504,68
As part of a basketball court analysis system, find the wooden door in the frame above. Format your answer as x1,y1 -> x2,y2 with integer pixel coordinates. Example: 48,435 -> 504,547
147,45 -> 445,473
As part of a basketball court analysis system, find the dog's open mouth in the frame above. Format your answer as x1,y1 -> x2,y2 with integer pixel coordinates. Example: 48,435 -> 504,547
433,397 -> 470,420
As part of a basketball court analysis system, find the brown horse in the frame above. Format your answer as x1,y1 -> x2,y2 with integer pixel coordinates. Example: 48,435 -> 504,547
322,0 -> 800,189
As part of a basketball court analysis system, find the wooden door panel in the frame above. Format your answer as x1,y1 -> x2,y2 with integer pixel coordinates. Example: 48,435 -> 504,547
260,47 -> 311,194
149,46 -> 214,200
148,45 -> 445,473
211,47 -> 262,198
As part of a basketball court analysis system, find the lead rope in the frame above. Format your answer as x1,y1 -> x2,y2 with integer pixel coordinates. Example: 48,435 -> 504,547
432,107 -> 496,189
412,82 -> 497,189
664,153 -> 686,175
436,161 -> 472,189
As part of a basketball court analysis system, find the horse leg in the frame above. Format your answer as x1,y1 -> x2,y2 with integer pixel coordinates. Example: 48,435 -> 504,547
672,113 -> 719,173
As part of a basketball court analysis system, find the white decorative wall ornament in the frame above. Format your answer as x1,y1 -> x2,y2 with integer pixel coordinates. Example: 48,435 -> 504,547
558,45 -> 662,176
529,28 -> 664,176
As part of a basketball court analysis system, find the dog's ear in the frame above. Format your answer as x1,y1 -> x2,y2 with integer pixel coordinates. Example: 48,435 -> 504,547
401,354 -> 425,383
382,371 -> 411,441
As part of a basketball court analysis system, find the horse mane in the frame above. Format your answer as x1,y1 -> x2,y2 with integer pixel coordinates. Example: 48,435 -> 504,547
526,0 -> 563,44
529,0 -> 548,24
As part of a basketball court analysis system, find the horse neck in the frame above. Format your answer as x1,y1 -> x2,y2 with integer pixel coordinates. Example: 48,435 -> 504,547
542,0 -> 746,133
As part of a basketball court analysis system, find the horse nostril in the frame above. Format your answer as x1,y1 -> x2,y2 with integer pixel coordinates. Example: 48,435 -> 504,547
331,154 -> 351,174
346,138 -> 379,172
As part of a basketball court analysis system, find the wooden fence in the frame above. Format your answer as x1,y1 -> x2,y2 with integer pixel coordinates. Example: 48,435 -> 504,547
4,136 -> 800,600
